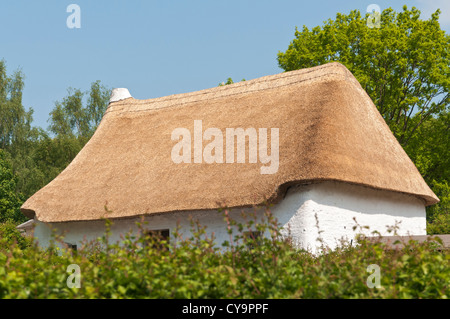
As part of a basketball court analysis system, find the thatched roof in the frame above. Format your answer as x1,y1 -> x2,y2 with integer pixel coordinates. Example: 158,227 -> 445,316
21,62 -> 438,223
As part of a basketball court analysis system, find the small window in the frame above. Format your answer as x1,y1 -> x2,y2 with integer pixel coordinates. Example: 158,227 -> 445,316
143,229 -> 170,250
65,243 -> 77,251
244,231 -> 262,249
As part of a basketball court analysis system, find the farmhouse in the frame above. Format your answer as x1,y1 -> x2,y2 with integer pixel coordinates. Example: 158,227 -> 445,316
20,62 -> 439,253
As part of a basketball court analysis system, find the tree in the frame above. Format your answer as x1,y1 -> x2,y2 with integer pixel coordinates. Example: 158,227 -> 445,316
87,80 -> 111,129
278,6 -> 449,147
277,6 -> 449,233
49,80 -> 110,139
1,59 -> 110,200
0,60 -> 37,154
25,80 -> 110,199
406,110 -> 449,183
0,57 -> 110,210
0,59 -> 42,201
0,149 -> 25,224
406,110 -> 449,234
218,78 -> 246,86
425,180 -> 449,234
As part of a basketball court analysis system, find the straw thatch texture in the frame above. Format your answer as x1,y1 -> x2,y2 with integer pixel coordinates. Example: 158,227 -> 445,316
21,62 -> 438,222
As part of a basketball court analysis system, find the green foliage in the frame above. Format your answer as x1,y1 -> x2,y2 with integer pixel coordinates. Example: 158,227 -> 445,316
0,67 -> 110,199
0,211 -> 448,299
427,180 -> 450,235
0,58 -> 109,218
0,60 -> 35,151
405,110 -> 449,182
0,150 -> 25,223
16,80 -> 109,199
0,221 -> 31,250
278,6 -> 449,146
218,78 -> 246,86
21,133 -> 87,197
49,81 -> 109,139
405,110 -> 449,234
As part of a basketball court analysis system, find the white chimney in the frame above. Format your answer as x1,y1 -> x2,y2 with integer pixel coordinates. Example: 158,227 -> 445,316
109,88 -> 132,103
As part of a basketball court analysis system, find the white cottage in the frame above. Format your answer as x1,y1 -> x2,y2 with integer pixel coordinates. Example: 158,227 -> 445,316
20,62 -> 439,253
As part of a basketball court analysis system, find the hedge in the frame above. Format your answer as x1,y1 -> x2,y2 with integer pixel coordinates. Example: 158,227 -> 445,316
0,211 -> 448,299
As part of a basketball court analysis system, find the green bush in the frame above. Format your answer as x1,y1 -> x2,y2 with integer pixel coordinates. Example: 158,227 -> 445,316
0,221 -> 32,250
0,150 -> 26,224
427,180 -> 450,235
0,210 -> 448,299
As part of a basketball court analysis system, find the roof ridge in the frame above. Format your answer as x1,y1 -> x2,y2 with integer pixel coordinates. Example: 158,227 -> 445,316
105,62 -> 354,115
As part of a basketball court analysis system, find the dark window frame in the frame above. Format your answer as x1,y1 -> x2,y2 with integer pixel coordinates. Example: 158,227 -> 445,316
243,231 -> 263,249
65,242 -> 77,251
143,229 -> 170,250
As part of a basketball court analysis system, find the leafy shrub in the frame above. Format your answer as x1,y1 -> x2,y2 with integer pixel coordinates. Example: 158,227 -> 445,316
0,221 -> 32,250
427,180 -> 450,235
0,150 -> 26,224
0,209 -> 448,299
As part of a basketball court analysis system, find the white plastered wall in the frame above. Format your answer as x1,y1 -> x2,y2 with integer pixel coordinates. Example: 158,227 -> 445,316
33,181 -> 427,253
274,181 -> 426,253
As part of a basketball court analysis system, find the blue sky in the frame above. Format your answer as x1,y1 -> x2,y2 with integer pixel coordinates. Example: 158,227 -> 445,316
1,0 -> 449,129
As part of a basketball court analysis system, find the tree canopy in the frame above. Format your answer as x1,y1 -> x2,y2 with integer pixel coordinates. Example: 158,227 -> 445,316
0,59 -> 110,215
278,6 -> 449,146
49,80 -> 110,139
0,149 -> 24,224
